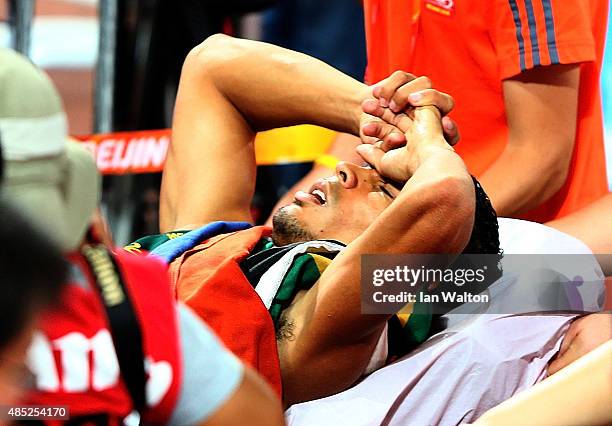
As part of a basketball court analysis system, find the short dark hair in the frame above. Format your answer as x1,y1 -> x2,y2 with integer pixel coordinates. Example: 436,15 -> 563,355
0,199 -> 67,349
463,177 -> 502,257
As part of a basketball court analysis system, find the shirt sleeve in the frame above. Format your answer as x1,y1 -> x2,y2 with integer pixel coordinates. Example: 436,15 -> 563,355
491,0 -> 597,79
167,303 -> 244,426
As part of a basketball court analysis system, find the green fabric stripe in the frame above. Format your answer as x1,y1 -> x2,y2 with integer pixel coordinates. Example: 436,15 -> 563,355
126,231 -> 190,252
270,254 -> 321,324
402,301 -> 433,345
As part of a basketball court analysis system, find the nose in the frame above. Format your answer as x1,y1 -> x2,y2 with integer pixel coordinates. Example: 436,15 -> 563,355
335,161 -> 373,189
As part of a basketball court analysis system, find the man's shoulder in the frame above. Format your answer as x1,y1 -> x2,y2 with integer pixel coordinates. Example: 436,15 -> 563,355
126,223 -> 271,265
168,225 -> 273,281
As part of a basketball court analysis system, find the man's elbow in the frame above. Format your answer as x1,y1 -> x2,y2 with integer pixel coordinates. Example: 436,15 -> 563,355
184,33 -> 241,76
549,159 -> 572,193
542,145 -> 573,198
445,177 -> 476,249
424,175 -> 476,253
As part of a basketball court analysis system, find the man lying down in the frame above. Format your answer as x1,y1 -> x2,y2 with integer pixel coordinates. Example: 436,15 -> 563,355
128,35 -> 607,409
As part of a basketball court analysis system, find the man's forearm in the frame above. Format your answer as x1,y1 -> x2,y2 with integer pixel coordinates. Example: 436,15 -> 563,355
485,64 -> 579,217
280,142 -> 475,403
161,35 -> 368,231
192,34 -> 366,135
375,148 -> 474,254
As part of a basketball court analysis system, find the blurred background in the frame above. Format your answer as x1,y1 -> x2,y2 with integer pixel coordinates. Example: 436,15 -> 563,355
1,0 -> 610,244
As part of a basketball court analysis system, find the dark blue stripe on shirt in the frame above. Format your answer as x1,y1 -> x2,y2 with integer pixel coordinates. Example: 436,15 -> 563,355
524,0 -> 541,66
542,0 -> 560,63
508,0 -> 527,71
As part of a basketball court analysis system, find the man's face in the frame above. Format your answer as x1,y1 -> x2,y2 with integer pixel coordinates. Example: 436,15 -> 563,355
272,162 -> 400,245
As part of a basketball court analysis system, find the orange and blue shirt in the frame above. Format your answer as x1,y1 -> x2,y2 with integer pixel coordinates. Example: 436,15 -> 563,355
364,0 -> 609,222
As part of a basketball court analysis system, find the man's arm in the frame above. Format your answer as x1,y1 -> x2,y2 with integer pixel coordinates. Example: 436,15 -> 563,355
278,106 -> 475,404
264,72 -> 461,224
547,193 -> 612,276
170,304 -> 284,426
202,368 -> 285,426
160,34 -> 368,232
547,311 -> 612,375
478,64 -> 580,216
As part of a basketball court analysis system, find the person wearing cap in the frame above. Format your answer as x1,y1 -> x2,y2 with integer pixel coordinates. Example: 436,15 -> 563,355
0,48 -> 284,426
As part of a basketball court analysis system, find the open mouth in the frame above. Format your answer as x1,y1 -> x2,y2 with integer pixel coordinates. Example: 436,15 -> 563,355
295,180 -> 328,206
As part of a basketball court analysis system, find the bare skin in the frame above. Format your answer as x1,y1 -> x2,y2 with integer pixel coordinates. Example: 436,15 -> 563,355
202,368 -> 285,426
264,132 -> 363,227
547,193 -> 612,276
548,311 -> 612,375
370,64 -> 580,217
0,321 -> 36,410
161,35 -> 474,405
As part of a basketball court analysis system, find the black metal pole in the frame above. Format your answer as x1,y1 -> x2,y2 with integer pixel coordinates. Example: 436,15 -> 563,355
9,0 -> 35,56
94,0 -> 118,133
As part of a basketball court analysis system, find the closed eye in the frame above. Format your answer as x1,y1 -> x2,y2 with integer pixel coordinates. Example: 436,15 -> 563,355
379,185 -> 395,199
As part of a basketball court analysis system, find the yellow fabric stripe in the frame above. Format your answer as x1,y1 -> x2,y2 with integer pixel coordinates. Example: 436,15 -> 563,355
255,125 -> 337,165
124,241 -> 142,254
310,253 -> 333,273
396,303 -> 415,327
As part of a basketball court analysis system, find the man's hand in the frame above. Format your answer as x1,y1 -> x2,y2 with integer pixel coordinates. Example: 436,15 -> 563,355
360,71 -> 460,149
357,105 -> 454,183
265,73 -> 458,223
548,311 -> 612,375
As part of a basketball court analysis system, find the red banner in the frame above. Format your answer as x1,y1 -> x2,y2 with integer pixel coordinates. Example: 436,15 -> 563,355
74,125 -> 332,175
73,129 -> 171,175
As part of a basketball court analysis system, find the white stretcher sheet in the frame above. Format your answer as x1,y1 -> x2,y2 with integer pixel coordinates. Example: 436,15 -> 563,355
285,219 -> 605,426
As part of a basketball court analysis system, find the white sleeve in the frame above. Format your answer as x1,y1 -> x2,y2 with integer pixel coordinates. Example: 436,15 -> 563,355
167,303 -> 244,426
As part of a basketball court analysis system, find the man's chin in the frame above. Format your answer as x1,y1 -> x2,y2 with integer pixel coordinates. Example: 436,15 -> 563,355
271,205 -> 315,246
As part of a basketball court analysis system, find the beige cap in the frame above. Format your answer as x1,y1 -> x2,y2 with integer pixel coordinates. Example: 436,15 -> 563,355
0,48 -> 100,251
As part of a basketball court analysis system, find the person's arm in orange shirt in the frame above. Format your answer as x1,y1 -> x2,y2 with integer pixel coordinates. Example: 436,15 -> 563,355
477,63 -> 580,216
547,193 -> 612,276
